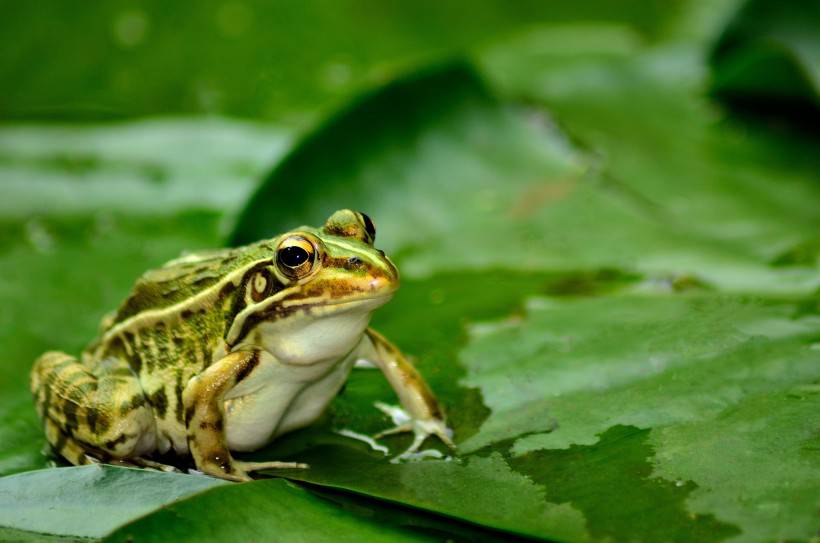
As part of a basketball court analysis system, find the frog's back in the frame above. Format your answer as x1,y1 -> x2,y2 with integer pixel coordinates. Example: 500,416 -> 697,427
107,241 -> 277,327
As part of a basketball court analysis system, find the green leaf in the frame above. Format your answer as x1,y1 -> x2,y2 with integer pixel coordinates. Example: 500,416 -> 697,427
104,476 -> 435,543
480,25 -> 820,294
0,465 -> 225,540
259,288 -> 817,542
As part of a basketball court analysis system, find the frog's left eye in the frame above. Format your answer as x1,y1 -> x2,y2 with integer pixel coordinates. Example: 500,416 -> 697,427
276,236 -> 316,279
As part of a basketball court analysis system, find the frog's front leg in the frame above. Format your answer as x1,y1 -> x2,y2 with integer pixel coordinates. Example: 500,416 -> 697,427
359,328 -> 454,457
182,350 -> 306,482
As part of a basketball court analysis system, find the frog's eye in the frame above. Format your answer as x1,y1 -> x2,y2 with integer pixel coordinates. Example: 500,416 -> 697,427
276,236 -> 316,279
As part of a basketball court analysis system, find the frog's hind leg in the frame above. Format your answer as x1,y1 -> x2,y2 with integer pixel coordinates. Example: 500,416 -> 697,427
31,351 -> 156,465
40,413 -> 96,466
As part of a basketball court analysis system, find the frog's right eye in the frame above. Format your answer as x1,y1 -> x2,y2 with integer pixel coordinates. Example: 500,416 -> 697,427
279,246 -> 309,267
276,236 -> 316,279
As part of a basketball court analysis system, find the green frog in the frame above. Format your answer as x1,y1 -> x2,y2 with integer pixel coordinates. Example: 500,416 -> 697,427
31,210 -> 453,481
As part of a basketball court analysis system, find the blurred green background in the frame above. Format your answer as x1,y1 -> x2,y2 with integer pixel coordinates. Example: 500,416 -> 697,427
2,0 -> 723,124
1,1 -> 818,542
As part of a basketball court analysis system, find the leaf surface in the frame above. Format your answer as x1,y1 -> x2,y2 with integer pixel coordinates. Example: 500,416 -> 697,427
0,465 -> 225,540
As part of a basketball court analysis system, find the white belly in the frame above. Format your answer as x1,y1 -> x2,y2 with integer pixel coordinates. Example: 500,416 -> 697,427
222,350 -> 357,452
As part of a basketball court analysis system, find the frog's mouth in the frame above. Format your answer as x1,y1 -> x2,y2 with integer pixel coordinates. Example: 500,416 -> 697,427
298,292 -> 395,312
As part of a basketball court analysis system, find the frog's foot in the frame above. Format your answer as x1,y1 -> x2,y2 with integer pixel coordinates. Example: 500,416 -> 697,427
105,456 -> 182,473
133,457 -> 183,473
233,460 -> 310,473
373,402 -> 455,458
83,454 -> 102,465
204,467 -> 252,483
196,460 -> 309,482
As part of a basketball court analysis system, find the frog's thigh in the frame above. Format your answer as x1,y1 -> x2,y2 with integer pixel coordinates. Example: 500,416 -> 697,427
40,411 -> 95,465
31,351 -> 156,462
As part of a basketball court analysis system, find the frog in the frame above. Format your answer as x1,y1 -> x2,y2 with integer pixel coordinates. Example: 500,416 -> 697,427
30,209 -> 453,482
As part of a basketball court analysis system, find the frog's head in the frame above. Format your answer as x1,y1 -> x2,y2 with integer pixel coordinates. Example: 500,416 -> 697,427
227,210 -> 399,364
285,208 -> 399,306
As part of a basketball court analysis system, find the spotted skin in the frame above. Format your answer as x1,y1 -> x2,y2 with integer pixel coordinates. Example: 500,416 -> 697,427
31,351 -> 154,461
31,209 -> 452,481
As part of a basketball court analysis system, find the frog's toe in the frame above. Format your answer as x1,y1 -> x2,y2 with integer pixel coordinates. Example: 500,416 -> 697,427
376,419 -> 456,462
234,460 -> 309,473
431,420 -> 456,451
204,461 -> 308,482
373,422 -> 413,439
221,470 -> 253,483
372,402 -> 414,439
410,418 -> 455,452
133,457 -> 183,473
190,465 -> 251,482
373,401 -> 455,453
